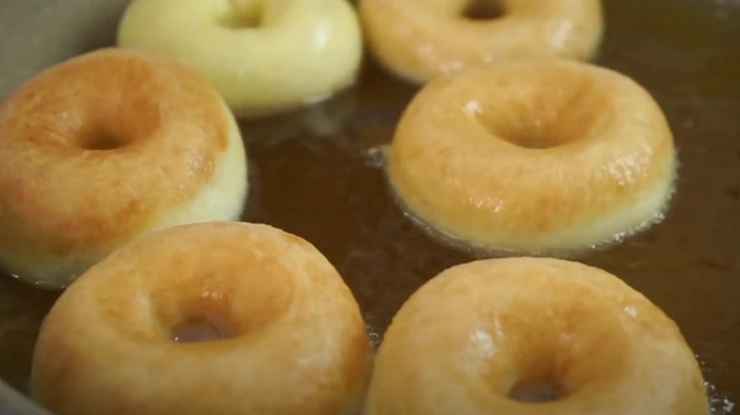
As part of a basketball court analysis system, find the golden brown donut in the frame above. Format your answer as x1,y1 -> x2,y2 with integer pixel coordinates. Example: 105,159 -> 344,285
364,257 -> 709,415
386,59 -> 677,255
359,0 -> 604,84
29,221 -> 372,415
0,48 -> 248,289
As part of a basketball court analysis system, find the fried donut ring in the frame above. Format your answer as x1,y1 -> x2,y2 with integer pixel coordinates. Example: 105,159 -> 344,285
0,48 -> 248,289
359,0 -> 604,84
386,59 -> 677,255
118,0 -> 364,118
364,257 -> 709,415
30,222 -> 372,415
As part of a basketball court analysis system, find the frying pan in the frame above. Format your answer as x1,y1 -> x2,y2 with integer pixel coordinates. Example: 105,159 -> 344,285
1,0 -> 738,413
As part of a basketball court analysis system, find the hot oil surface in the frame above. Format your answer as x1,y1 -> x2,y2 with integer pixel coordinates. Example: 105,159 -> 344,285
0,0 -> 739,412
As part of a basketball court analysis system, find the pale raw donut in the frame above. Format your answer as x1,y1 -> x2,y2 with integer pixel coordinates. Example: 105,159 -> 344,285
364,257 -> 709,415
0,48 -> 248,289
386,59 -> 677,255
117,0 -> 364,118
29,221 -> 373,415
359,0 -> 604,84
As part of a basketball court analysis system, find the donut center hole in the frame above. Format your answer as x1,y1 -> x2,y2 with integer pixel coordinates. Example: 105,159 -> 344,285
508,379 -> 566,403
462,0 -> 504,20
218,1 -> 264,29
499,132 -> 564,149
474,101 -> 599,149
171,315 -> 236,343
80,129 -> 128,150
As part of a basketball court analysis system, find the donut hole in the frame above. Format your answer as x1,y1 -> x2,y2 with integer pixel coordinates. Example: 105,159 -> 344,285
476,108 -> 596,150
148,265 -> 295,344
171,314 -> 236,343
160,302 -> 241,343
508,379 -> 566,403
494,130 -> 563,149
79,128 -> 128,150
472,76 -> 611,149
461,0 -> 505,20
154,292 -> 284,344
217,2 -> 264,29
480,298 -> 630,406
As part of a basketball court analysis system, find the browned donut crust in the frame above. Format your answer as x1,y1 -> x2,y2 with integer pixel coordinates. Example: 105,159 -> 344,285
365,257 -> 709,415
0,48 -> 247,287
30,222 -> 372,415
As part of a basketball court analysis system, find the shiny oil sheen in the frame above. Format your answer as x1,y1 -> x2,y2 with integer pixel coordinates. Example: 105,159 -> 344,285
0,0 -> 738,413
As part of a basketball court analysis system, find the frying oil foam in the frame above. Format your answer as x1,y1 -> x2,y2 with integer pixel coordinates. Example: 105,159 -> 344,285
370,145 -> 680,260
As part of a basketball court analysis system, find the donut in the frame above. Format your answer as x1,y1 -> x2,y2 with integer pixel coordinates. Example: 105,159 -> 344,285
0,48 -> 248,289
364,257 -> 709,415
359,0 -> 604,84
29,221 -> 373,415
117,0 -> 364,118
385,59 -> 677,255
